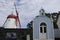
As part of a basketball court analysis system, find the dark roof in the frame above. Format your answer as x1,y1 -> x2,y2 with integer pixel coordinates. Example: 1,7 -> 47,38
45,13 -> 51,18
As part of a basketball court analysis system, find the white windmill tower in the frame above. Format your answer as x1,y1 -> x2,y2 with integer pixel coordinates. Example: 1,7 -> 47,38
3,3 -> 21,28
3,13 -> 18,28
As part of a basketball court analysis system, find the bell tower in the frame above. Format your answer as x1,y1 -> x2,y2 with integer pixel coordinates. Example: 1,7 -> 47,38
39,8 -> 45,16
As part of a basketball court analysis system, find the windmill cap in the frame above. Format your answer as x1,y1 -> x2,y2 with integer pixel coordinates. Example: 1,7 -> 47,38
7,13 -> 17,19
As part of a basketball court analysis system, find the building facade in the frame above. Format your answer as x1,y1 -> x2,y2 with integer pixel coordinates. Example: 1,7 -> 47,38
27,9 -> 60,40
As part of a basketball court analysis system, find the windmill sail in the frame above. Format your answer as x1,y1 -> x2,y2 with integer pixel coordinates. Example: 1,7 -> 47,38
14,3 -> 21,28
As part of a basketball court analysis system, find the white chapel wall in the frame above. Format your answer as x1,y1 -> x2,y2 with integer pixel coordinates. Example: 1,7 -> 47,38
33,16 -> 54,40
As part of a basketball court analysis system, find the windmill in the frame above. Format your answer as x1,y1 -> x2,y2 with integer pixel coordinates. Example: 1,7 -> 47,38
2,3 -> 21,28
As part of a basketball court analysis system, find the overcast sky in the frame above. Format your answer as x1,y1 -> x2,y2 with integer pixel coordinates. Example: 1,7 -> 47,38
0,0 -> 60,28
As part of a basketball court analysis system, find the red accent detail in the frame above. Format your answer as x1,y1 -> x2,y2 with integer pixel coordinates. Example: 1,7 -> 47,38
7,13 -> 17,19
7,13 -> 18,26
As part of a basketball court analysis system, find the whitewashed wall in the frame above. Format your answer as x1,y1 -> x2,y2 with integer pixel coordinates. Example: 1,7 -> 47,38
33,16 -> 54,40
4,18 -> 19,28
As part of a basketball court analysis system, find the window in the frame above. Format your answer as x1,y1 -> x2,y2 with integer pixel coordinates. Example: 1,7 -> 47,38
44,27 -> 46,33
40,27 -> 42,33
40,22 -> 47,33
6,32 -> 16,39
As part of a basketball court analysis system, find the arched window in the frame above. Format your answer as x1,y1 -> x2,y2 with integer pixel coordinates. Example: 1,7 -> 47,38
40,22 -> 47,33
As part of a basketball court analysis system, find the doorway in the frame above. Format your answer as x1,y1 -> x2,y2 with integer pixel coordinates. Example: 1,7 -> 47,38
39,22 -> 47,40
